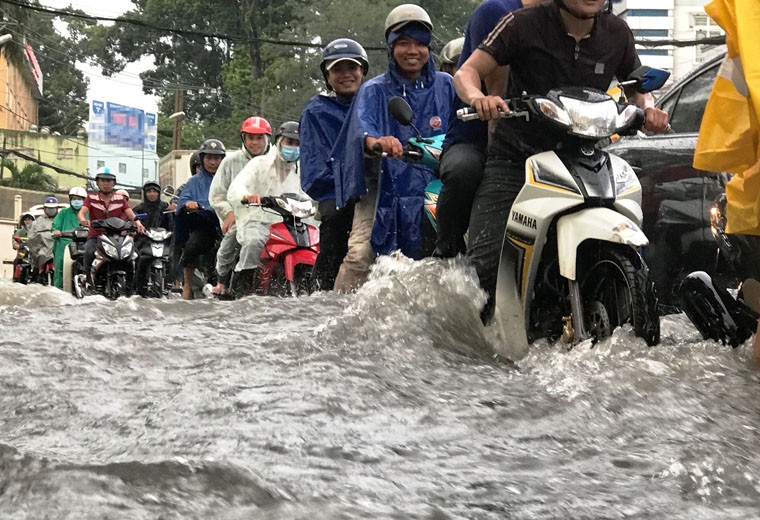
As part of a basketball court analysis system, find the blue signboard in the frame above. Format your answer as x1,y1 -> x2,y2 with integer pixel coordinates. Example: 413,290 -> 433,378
105,102 -> 145,150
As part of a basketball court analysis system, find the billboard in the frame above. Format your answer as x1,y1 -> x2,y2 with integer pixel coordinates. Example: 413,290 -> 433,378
89,100 -> 158,152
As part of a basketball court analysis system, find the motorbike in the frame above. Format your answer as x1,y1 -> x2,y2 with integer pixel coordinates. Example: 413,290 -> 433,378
12,236 -> 32,284
647,175 -> 730,309
134,226 -> 174,298
237,193 -> 319,297
60,226 -> 89,298
674,192 -> 760,347
384,96 -> 444,256
457,66 -> 670,355
90,217 -> 138,300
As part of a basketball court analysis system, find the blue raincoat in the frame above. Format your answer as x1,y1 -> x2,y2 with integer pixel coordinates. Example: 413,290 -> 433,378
300,94 -> 353,201
175,167 -> 218,235
332,49 -> 454,259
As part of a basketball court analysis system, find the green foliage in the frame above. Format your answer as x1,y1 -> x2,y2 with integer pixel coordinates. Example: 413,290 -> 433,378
0,159 -> 58,192
81,0 -> 481,150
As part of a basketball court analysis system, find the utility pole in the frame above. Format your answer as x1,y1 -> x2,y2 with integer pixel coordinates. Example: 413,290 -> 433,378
170,90 -> 185,151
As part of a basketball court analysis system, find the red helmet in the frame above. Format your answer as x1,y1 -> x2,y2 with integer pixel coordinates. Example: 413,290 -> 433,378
240,116 -> 272,135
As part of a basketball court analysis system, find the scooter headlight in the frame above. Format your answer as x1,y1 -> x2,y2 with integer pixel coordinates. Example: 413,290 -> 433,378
102,242 -> 118,258
120,241 -> 134,259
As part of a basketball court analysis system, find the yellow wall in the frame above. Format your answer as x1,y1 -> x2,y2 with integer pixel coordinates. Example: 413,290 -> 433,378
0,49 -> 39,131
0,129 -> 89,189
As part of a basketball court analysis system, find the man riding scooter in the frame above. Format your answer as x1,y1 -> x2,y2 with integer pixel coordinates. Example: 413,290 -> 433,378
227,121 -> 313,295
133,180 -> 174,296
176,138 -> 225,300
27,196 -> 59,284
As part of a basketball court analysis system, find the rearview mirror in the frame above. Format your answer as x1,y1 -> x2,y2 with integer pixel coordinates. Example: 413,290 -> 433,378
628,66 -> 670,93
162,185 -> 175,196
388,96 -> 413,126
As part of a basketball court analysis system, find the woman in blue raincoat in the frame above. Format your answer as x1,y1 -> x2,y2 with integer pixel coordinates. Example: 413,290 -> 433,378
331,4 -> 454,292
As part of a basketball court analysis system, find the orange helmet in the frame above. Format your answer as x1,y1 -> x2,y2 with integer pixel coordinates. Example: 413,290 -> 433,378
240,116 -> 272,136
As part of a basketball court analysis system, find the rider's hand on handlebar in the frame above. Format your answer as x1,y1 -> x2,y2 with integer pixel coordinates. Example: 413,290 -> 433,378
471,95 -> 510,121
365,135 -> 404,158
52,230 -> 62,238
243,194 -> 261,205
643,107 -> 669,134
185,201 -> 199,211
135,221 -> 146,234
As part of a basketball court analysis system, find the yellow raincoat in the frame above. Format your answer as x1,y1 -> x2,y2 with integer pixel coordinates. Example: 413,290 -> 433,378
693,0 -> 760,234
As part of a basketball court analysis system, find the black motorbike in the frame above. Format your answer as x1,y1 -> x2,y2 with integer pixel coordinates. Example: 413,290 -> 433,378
134,227 -> 173,298
90,217 -> 138,300
677,193 -> 760,347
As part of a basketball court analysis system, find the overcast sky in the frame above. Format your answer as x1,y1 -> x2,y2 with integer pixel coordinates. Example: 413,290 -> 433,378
41,0 -> 159,112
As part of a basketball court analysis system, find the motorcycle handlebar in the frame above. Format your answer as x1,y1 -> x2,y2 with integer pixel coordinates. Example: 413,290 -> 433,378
456,107 -> 525,122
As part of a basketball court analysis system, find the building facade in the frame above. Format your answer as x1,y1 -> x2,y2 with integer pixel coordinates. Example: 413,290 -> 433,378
616,0 -> 725,82
0,42 -> 42,131
0,128 -> 89,190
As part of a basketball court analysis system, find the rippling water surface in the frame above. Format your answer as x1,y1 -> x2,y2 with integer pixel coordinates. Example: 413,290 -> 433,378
1,256 -> 759,519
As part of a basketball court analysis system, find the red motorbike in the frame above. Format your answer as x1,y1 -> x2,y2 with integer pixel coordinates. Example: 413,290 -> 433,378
240,193 -> 319,296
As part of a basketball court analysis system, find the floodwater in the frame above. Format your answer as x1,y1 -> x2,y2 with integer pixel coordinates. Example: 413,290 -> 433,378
1,256 -> 759,519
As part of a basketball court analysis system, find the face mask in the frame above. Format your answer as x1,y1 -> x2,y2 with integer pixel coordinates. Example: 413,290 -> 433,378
45,208 -> 57,218
24,222 -> 32,230
70,199 -> 84,210
280,145 -> 300,163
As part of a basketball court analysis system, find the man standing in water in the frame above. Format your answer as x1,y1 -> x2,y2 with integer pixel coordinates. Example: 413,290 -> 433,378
300,38 -> 369,290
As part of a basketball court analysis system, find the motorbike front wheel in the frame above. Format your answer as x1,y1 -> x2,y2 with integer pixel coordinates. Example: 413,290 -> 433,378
107,272 -> 128,300
580,246 -> 660,346
148,267 -> 165,298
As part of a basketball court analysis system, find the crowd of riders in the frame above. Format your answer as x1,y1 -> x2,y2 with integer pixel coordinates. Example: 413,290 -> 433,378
19,1 -> 731,339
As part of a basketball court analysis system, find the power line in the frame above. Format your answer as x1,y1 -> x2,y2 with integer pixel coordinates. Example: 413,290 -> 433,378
0,0 -> 388,50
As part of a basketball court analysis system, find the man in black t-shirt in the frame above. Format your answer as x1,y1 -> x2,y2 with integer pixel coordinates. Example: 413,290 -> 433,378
453,0 -> 668,321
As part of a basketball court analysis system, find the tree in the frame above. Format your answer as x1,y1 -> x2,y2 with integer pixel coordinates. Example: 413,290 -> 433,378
0,159 -> 58,191
0,1 -> 90,135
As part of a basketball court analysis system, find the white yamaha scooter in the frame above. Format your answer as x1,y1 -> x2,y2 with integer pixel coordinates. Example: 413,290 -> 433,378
459,67 -> 670,358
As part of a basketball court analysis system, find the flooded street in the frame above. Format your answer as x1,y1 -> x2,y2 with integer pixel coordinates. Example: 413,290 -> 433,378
1,256 -> 759,519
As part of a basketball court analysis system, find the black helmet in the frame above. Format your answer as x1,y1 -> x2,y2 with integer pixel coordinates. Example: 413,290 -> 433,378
189,151 -> 201,173
198,139 -> 226,157
320,38 -> 369,89
275,121 -> 299,141
143,180 -> 160,193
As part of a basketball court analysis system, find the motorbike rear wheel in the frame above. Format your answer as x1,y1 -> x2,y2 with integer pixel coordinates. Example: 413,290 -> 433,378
580,246 -> 660,346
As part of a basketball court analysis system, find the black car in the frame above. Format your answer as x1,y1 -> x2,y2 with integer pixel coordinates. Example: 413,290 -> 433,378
604,51 -> 745,310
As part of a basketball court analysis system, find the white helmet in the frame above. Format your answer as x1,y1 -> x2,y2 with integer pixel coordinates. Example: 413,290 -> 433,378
384,4 -> 433,38
69,186 -> 87,198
